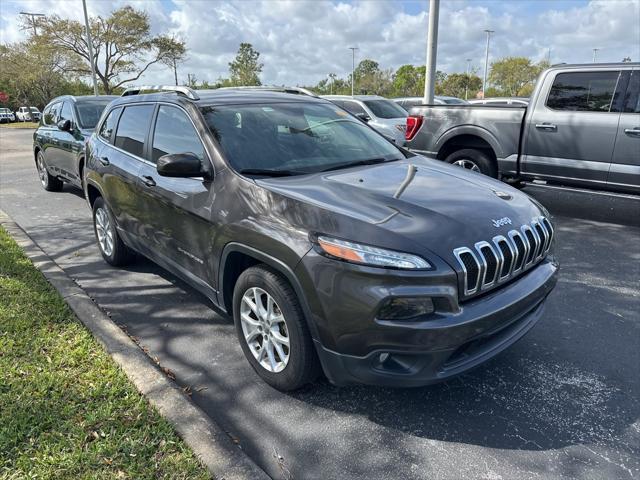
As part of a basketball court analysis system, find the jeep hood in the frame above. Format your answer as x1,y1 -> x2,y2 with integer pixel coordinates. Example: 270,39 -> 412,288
255,157 -> 545,258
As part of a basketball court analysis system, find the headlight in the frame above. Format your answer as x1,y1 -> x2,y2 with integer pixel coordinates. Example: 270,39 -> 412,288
316,236 -> 431,269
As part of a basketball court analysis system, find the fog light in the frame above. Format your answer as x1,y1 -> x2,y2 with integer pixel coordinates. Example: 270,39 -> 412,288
377,297 -> 434,320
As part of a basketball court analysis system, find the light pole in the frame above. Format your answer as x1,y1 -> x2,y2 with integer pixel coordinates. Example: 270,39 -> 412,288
592,48 -> 599,63
19,12 -> 45,36
465,58 -> 472,100
349,47 -> 358,96
81,0 -> 99,96
482,29 -> 494,98
423,0 -> 440,104
328,73 -> 336,95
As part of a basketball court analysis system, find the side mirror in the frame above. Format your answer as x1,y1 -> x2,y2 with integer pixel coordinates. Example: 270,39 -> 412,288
57,119 -> 71,131
157,152 -> 206,178
355,112 -> 371,122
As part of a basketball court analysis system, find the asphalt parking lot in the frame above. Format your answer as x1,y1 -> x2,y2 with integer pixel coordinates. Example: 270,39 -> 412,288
1,127 -> 639,480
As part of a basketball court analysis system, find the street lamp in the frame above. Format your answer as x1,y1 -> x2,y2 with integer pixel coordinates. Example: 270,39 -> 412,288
19,12 -> 45,36
423,0 -> 440,104
482,29 -> 494,98
349,47 -> 358,96
465,58 -> 472,100
328,73 -> 336,95
82,0 -> 99,96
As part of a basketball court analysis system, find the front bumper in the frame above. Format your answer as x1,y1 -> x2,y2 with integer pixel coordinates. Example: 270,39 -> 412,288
298,252 -> 558,387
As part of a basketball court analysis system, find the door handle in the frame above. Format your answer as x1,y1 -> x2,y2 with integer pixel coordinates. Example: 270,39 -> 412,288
535,123 -> 557,131
624,127 -> 640,137
98,156 -> 110,166
141,175 -> 156,187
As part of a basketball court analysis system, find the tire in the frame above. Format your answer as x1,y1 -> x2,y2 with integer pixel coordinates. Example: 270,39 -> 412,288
233,265 -> 320,391
92,197 -> 134,266
444,148 -> 498,178
36,150 -> 63,192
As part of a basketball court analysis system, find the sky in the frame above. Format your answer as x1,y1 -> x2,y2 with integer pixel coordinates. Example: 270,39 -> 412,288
1,0 -> 639,87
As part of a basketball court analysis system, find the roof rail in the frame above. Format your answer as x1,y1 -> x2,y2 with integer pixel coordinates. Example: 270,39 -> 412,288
215,86 -> 318,97
121,85 -> 200,101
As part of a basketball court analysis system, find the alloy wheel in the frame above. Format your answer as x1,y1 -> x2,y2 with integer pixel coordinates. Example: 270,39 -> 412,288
37,153 -> 47,187
452,159 -> 481,172
240,287 -> 290,373
95,207 -> 114,257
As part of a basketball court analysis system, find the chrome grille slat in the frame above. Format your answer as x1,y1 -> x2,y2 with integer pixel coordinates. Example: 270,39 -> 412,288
454,216 -> 553,298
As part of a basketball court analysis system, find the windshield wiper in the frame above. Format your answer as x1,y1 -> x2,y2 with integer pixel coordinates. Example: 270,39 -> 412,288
319,157 -> 399,173
238,168 -> 307,177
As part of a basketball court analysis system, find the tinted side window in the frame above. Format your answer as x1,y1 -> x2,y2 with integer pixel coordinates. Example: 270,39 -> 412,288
59,101 -> 74,125
547,71 -> 620,112
151,105 -> 204,163
44,102 -> 60,125
341,101 -> 366,116
114,105 -> 154,157
623,71 -> 640,113
99,107 -> 121,142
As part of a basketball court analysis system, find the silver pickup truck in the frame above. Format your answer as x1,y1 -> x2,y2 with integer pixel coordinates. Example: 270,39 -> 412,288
405,63 -> 640,194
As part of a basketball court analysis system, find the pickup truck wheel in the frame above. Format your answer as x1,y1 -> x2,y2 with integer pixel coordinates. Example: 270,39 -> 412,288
445,149 -> 498,178
36,151 -> 63,192
92,197 -> 134,266
233,265 -> 320,391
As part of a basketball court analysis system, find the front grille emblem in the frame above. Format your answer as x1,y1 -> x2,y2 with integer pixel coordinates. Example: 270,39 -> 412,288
491,217 -> 512,228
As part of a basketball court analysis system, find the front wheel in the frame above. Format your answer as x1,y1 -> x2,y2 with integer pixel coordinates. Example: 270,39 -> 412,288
444,148 -> 498,178
92,197 -> 134,266
233,265 -> 320,391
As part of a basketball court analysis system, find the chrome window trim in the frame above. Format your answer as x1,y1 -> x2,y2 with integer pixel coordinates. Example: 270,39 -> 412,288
95,100 -> 215,179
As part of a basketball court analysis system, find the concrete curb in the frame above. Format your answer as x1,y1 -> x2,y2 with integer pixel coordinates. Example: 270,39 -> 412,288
0,210 -> 271,480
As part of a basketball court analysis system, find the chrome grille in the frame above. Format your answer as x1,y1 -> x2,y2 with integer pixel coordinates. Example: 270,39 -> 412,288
454,216 -> 554,298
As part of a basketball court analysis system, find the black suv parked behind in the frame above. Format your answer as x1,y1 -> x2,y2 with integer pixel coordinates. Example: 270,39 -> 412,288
84,85 -> 558,391
33,95 -> 117,191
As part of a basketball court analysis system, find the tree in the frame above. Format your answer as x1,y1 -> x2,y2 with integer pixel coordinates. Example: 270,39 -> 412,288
351,59 -> 393,95
439,73 -> 482,99
29,6 -> 186,94
0,42 -> 71,108
488,57 -> 547,96
158,35 -> 187,86
228,43 -> 263,86
392,65 -> 425,97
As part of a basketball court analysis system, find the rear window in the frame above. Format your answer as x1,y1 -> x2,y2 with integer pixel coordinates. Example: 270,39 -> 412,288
114,105 -> 154,157
546,71 -> 620,112
200,102 -> 404,174
363,99 -> 407,119
75,101 -> 112,129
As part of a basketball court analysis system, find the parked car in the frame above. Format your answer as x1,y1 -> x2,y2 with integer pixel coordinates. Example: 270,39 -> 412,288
83,85 -> 558,391
468,97 -> 529,106
394,95 -> 469,111
16,106 -> 32,122
29,106 -> 42,121
321,95 -> 407,144
404,63 -> 640,194
33,95 -> 117,191
0,107 -> 15,123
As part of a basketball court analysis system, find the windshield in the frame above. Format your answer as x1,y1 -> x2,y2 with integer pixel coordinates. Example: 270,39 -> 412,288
200,102 -> 405,175
362,99 -> 407,119
29,107 -> 40,112
0,108 -> 9,113
75,101 -> 112,129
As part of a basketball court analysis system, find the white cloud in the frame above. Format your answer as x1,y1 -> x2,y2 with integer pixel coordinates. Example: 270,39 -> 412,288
1,0 -> 638,87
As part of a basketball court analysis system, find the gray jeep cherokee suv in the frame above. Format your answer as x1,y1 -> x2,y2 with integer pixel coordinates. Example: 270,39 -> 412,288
84,86 -> 558,391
